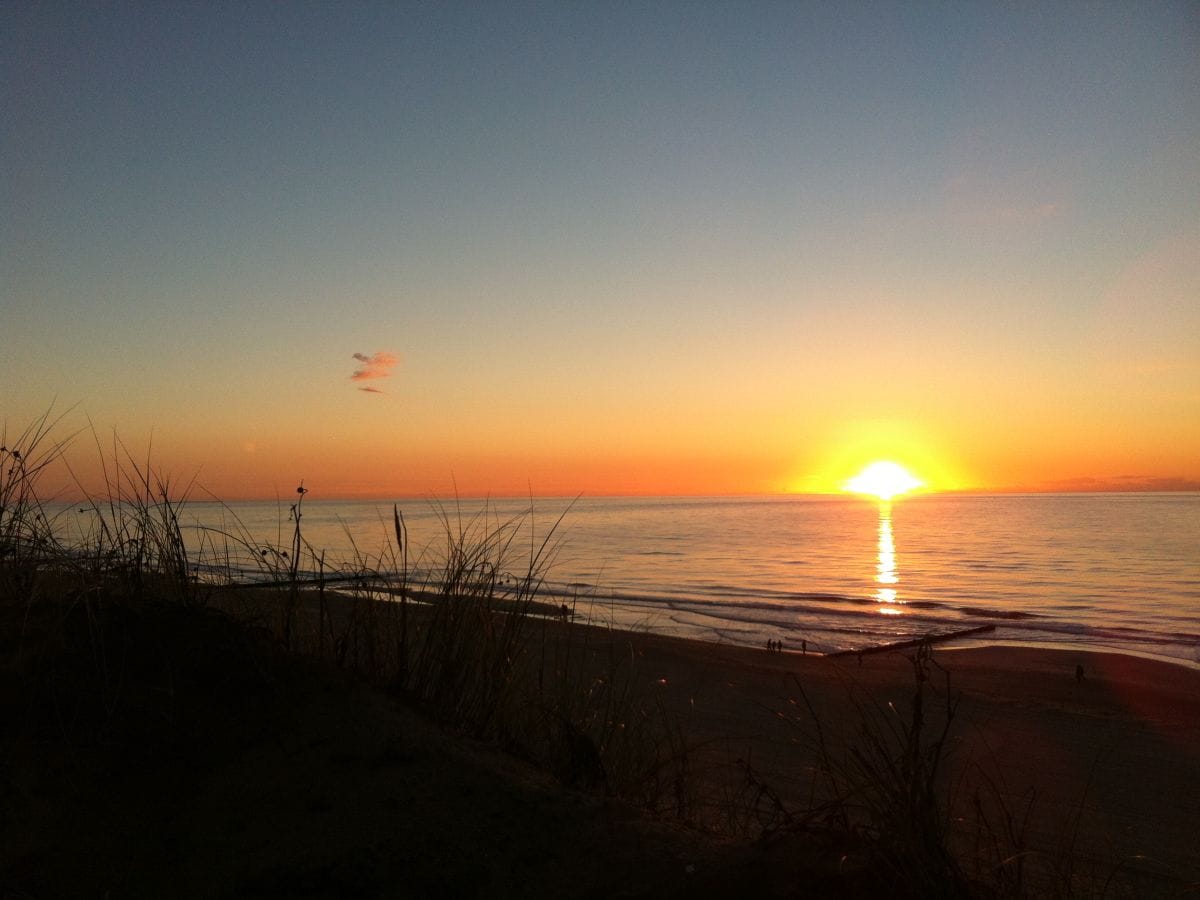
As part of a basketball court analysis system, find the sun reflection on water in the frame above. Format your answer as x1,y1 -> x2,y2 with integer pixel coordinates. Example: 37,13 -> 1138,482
874,502 -> 902,614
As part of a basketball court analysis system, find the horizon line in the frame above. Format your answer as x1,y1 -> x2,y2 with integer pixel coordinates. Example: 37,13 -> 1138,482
46,486 -> 1200,505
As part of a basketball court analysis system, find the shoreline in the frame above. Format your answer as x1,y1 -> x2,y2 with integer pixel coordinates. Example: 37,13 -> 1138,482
948,637 -> 1200,672
572,601 -> 1200,670
557,610 -> 1200,683
352,581 -> 1200,672
497,593 -> 1200,673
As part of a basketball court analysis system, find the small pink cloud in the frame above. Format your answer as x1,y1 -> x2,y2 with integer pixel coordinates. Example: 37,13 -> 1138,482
351,351 -> 399,383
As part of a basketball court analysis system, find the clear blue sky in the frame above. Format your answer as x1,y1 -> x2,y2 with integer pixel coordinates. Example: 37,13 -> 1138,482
3,2 -> 1198,497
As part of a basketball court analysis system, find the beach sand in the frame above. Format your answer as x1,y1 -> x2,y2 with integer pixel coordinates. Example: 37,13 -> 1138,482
5,593 -> 1198,897
601,630 -> 1200,888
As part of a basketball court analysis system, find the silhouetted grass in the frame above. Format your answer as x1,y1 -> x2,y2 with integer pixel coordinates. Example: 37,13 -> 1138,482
784,640 -> 970,896
0,408 -> 72,609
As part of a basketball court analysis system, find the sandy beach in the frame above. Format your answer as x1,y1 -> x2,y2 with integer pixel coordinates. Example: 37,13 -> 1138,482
604,630 -> 1200,888
5,584 -> 1200,897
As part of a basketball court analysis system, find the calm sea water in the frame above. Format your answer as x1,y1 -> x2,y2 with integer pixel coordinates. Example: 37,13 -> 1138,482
66,494 -> 1200,666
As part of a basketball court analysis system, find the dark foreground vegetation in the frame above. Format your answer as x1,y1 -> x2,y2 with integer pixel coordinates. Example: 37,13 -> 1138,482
2,413 -> 1193,898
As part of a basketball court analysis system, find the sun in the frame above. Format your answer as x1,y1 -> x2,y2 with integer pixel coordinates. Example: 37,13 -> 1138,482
843,461 -> 924,500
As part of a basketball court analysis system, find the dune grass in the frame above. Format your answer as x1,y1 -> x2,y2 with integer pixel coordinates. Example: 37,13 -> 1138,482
0,416 -> 685,810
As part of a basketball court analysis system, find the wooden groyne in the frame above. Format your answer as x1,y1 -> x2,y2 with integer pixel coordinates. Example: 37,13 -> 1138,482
826,623 -> 996,659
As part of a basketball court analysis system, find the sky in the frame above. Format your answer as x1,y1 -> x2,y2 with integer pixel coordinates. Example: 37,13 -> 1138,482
3,2 -> 1198,499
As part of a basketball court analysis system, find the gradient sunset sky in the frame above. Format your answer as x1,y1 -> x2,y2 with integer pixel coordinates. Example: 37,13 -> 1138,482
3,2 -> 1198,499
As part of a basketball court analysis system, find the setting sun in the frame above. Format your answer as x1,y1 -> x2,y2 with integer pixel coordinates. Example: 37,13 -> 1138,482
843,461 -> 924,500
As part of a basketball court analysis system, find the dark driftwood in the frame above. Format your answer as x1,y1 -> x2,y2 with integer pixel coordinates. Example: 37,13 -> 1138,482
826,624 -> 996,658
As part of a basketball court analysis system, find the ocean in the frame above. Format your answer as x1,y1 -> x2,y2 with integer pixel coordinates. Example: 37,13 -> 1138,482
66,493 -> 1200,667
